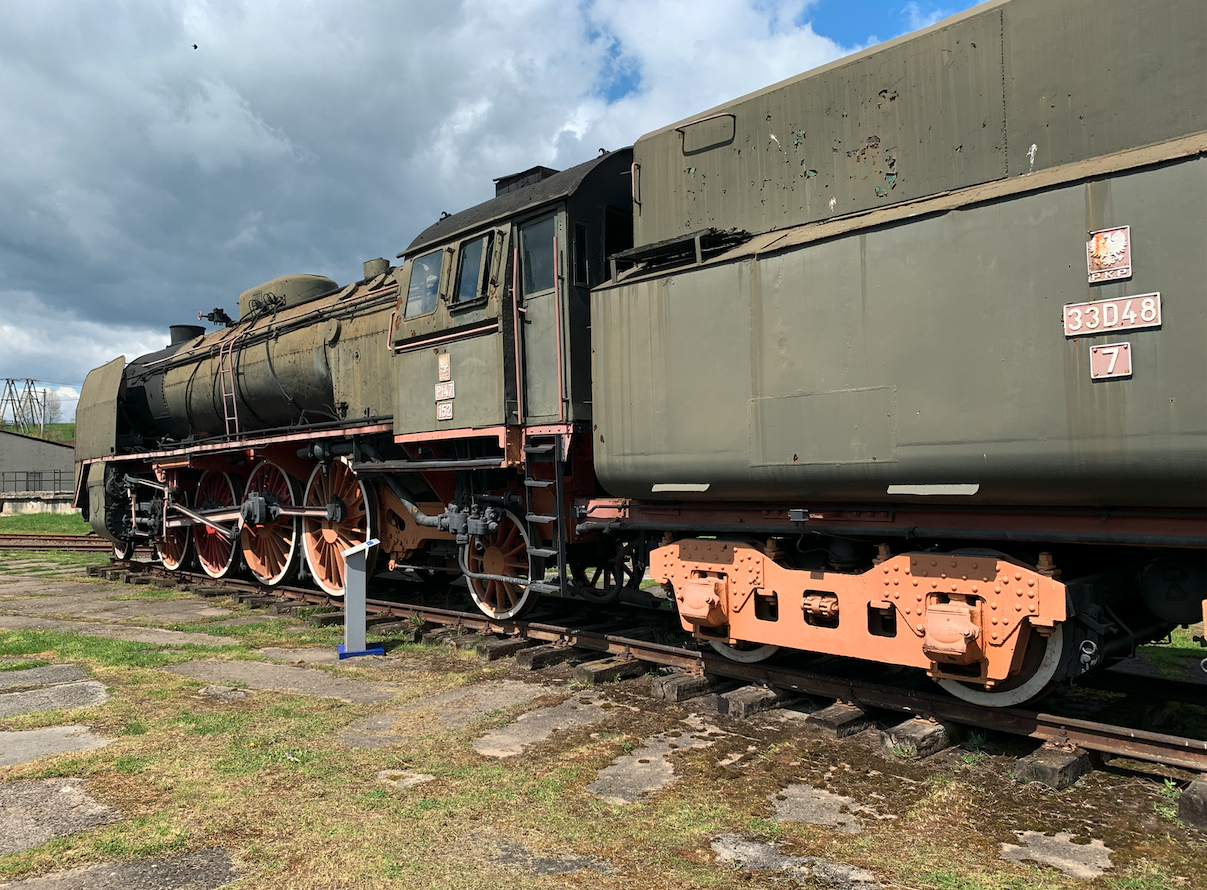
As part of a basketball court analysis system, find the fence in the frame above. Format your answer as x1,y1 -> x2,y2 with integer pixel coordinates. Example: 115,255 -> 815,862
1,469 -> 73,494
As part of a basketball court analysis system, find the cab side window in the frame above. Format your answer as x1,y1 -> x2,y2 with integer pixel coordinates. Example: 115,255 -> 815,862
521,217 -> 555,295
452,233 -> 494,306
404,249 -> 444,317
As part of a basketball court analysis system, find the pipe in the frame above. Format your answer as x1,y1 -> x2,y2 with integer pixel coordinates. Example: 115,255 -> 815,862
457,543 -> 540,588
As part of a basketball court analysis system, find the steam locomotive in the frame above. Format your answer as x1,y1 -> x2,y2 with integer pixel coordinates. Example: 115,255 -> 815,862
75,0 -> 1207,706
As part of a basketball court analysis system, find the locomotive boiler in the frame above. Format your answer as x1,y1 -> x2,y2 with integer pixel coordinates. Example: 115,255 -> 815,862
75,0 -> 1206,707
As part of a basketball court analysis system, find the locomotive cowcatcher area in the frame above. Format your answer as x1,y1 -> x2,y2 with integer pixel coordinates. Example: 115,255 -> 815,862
0,551 -> 1204,890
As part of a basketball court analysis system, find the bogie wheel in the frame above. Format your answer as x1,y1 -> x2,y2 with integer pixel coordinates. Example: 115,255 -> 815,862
112,540 -> 135,561
708,640 -> 781,663
192,470 -> 240,579
301,460 -> 377,597
937,623 -> 1065,708
465,512 -> 542,620
159,496 -> 192,572
570,540 -> 646,604
241,461 -> 301,586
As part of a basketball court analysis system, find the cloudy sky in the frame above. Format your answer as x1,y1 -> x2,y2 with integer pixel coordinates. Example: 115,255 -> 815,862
0,0 -> 973,420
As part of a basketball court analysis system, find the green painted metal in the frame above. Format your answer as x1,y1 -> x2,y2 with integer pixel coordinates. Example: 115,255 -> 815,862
630,0 -> 1206,248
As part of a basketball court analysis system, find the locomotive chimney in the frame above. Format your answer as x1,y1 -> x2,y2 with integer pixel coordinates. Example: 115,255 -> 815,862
169,324 -> 206,346
362,257 -> 390,280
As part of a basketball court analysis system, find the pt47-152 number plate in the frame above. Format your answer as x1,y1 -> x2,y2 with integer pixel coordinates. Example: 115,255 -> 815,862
1063,293 -> 1160,337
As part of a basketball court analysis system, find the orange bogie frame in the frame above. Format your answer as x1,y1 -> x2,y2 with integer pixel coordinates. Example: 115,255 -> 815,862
651,539 -> 1067,687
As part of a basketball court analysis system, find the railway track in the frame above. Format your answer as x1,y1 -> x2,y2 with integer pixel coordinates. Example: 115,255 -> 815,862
0,532 -> 112,552
105,558 -> 1207,774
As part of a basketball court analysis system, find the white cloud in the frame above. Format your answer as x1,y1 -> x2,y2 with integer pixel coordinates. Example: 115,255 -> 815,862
0,0 -> 949,394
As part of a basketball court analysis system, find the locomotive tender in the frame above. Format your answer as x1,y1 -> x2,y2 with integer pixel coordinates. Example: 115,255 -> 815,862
75,0 -> 1206,706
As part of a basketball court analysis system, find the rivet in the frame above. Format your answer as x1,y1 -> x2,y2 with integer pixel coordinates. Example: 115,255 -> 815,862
971,562 -> 979,570
1015,572 -> 1022,581
917,594 -> 923,602
911,558 -> 918,566
884,579 -> 890,586
916,624 -> 925,633
931,581 -> 938,589
893,564 -> 899,572
991,632 -> 998,641
1029,605 -> 1037,613
894,579 -> 899,586
950,560 -> 957,568
912,579 -> 919,586
884,567 -> 890,574
931,559 -> 938,567
951,583 -> 958,591
990,602 -> 997,610
905,607 -> 911,615
941,573 -> 947,579
1015,603 -> 1022,612
972,584 -> 978,592
991,617 -> 998,625
893,591 -> 899,599
1028,591 -> 1036,599
994,586 -> 1001,594
1028,579 -> 1035,587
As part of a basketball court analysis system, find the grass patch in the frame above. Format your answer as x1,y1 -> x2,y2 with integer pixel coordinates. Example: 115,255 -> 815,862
0,550 -> 108,569
0,629 -> 242,669
0,659 -> 49,671
0,512 -> 91,535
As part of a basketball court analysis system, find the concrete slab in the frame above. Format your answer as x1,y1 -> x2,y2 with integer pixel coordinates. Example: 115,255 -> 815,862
587,721 -> 718,804
340,680 -> 551,748
197,686 -> 249,703
1015,746 -> 1095,789
166,660 -> 394,704
0,726 -> 115,768
711,835 -> 882,888
0,664 -> 89,691
473,693 -> 607,758
0,778 -> 117,855
256,647 -> 341,664
0,681 -> 109,718
1000,831 -> 1113,879
376,769 -> 435,790
1177,776 -> 1207,829
0,848 -> 238,889
772,784 -> 865,833
0,615 -> 232,647
468,830 -> 610,876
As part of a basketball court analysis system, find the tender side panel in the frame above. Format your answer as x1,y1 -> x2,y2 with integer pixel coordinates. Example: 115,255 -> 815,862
631,0 -> 1207,248
593,157 -> 1207,507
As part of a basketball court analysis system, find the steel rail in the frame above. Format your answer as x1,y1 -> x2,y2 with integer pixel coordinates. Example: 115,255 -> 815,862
0,533 -> 111,552
120,560 -> 1207,772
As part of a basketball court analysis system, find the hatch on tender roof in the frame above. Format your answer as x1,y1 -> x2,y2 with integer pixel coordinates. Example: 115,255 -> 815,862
493,166 -> 559,197
238,274 -> 338,320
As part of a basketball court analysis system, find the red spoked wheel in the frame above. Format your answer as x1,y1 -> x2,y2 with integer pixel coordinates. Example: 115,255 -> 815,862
159,493 -> 192,572
192,470 -> 239,579
466,512 -> 543,620
301,460 -> 377,597
240,461 -> 300,587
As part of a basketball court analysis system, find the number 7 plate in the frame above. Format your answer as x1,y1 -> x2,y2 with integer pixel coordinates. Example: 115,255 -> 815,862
1063,293 -> 1161,337
1090,342 -> 1132,380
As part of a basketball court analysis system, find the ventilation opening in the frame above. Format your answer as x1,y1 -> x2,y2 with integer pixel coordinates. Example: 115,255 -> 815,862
755,589 -> 779,622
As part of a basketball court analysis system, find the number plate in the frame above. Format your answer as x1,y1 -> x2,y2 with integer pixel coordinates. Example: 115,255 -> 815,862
1063,293 -> 1160,338
436,401 -> 454,420
434,381 -> 455,401
1089,342 -> 1132,380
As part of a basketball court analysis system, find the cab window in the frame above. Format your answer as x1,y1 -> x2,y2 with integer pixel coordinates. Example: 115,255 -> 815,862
452,233 -> 493,305
404,248 -> 443,317
521,217 -> 556,295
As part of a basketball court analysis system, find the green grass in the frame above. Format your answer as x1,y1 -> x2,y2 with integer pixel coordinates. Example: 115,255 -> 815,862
0,629 -> 241,669
0,512 -> 91,535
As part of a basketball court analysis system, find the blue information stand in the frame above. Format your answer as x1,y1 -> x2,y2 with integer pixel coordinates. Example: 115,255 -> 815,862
337,538 -> 384,659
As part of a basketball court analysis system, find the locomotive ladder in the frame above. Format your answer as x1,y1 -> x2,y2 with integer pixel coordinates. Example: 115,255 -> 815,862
521,432 -> 567,596
217,335 -> 240,436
